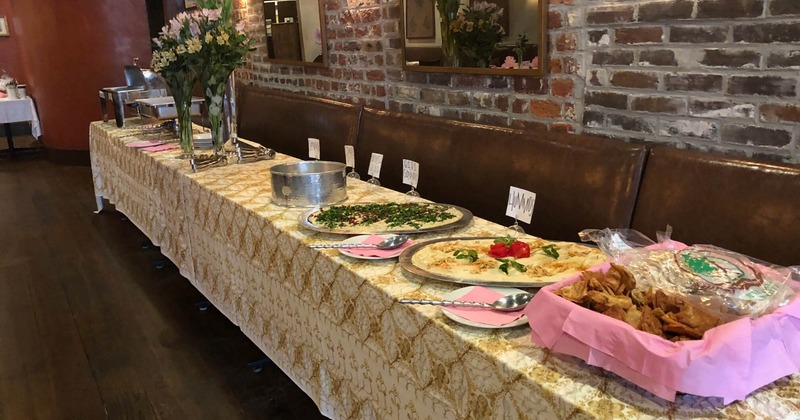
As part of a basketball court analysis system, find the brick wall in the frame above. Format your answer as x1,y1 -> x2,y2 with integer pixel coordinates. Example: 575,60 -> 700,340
237,0 -> 800,163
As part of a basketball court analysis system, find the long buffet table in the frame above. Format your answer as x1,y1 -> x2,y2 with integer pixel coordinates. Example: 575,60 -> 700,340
90,118 -> 800,419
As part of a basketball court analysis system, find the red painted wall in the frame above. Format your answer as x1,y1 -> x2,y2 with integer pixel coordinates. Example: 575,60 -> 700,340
0,0 -> 25,79
11,0 -> 152,150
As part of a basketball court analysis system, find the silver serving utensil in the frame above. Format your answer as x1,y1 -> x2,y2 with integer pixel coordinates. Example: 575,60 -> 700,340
399,292 -> 534,312
191,154 -> 228,172
235,142 -> 276,164
309,234 -> 410,250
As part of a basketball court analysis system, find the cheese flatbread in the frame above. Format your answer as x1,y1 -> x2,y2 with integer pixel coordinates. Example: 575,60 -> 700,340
410,238 -> 607,285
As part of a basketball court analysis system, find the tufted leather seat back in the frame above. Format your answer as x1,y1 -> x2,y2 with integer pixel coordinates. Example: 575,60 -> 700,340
355,108 -> 647,242
631,147 -> 800,266
237,85 -> 362,162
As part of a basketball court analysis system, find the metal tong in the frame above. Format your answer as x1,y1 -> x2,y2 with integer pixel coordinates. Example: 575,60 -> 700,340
234,140 -> 275,164
190,154 -> 228,172
189,140 -> 274,172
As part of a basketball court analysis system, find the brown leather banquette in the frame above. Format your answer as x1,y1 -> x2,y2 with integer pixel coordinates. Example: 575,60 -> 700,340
236,84 -> 800,265
237,86 -> 362,163
631,147 -> 800,266
353,108 -> 647,242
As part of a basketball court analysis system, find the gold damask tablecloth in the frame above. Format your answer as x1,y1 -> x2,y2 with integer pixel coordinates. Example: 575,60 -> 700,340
90,120 -> 800,419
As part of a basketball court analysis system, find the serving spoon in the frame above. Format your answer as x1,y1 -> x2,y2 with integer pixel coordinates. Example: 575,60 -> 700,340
399,292 -> 534,312
309,234 -> 410,250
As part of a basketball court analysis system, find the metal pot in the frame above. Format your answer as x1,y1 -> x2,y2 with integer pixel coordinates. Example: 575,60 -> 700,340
270,161 -> 347,207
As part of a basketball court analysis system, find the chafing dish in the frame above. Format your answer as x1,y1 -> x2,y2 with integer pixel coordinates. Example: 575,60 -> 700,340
136,97 -> 204,120
99,58 -> 169,127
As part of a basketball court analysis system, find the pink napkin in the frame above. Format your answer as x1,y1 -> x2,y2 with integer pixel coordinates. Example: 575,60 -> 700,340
341,234 -> 414,258
442,286 -> 526,326
126,140 -> 163,148
141,144 -> 180,153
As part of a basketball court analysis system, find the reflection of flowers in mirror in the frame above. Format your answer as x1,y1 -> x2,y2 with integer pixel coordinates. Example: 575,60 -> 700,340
497,56 -> 539,70
313,27 -> 322,45
449,1 -> 505,68
436,0 -> 462,66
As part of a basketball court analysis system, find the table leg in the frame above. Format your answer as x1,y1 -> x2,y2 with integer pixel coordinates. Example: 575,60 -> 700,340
4,123 -> 15,157
93,194 -> 105,214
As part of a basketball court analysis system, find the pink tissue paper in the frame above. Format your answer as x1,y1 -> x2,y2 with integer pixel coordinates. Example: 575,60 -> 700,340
524,242 -> 800,404
342,234 -> 414,258
125,140 -> 163,148
141,144 -> 180,153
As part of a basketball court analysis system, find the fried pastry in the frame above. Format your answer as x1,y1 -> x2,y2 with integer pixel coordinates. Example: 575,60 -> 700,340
587,290 -> 633,313
602,305 -> 627,322
554,278 -> 589,304
554,264 -> 723,341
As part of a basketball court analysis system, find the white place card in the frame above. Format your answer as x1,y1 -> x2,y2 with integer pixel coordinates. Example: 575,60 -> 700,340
344,145 -> 355,168
368,153 -> 383,178
308,137 -> 320,160
402,159 -> 419,188
505,186 -> 536,224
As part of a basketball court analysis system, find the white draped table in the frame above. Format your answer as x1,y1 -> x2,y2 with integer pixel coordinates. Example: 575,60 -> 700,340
90,118 -> 800,419
0,96 -> 42,156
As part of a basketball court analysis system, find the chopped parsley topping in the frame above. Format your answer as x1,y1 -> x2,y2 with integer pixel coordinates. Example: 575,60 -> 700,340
313,202 -> 457,230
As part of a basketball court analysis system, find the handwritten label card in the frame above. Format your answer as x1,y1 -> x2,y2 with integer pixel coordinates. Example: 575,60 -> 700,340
402,159 -> 419,188
505,186 -> 536,224
368,153 -> 383,178
308,138 -> 320,160
344,145 -> 355,168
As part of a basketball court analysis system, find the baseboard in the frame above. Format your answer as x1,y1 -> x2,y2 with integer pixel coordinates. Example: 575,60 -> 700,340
45,148 -> 90,166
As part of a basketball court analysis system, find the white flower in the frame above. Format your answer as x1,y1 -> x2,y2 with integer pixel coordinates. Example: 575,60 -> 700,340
203,8 -> 222,21
190,22 -> 200,38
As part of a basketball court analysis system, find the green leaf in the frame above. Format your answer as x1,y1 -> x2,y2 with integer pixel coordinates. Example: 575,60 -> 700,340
542,244 -> 560,259
453,249 -> 478,263
493,235 -> 516,247
497,258 -> 510,275
509,259 -> 527,273
496,258 -> 526,275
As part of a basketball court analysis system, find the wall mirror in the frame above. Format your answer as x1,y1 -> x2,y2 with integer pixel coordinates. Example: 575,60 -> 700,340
403,0 -> 548,76
262,0 -> 328,67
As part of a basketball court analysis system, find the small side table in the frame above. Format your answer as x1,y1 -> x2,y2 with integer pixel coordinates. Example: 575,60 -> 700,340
0,97 -> 42,157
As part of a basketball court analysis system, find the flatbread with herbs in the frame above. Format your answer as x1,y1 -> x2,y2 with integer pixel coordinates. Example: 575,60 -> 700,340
307,202 -> 463,233
411,238 -> 607,285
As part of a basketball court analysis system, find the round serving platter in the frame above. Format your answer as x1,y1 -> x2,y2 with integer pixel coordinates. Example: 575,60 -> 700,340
399,237 -> 601,288
298,202 -> 473,235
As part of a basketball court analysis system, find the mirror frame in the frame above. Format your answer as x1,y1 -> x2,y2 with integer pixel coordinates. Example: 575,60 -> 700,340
262,0 -> 329,68
401,0 -> 548,76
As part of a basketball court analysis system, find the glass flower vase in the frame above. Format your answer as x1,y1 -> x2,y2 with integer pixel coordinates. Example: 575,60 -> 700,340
202,70 -> 237,157
176,102 -> 195,159
166,70 -> 196,159
440,19 -> 459,67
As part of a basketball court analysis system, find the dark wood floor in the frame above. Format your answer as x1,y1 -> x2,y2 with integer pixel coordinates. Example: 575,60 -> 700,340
0,156 -> 327,419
